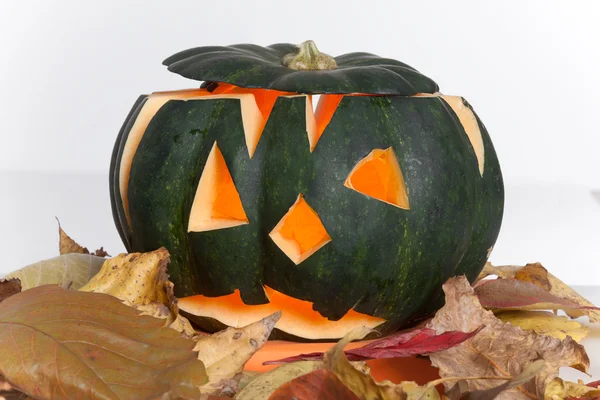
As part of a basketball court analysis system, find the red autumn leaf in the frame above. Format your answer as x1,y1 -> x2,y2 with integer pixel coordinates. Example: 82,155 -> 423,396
475,279 -> 600,313
264,326 -> 483,365
267,368 -> 359,400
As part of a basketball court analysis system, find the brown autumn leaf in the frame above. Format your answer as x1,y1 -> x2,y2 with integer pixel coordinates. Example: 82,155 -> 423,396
474,278 -> 600,314
196,312 -> 281,397
427,276 -> 589,400
496,310 -> 589,342
57,218 -> 109,257
235,361 -> 322,400
323,327 -> 441,400
0,388 -> 32,400
79,248 -> 195,337
6,253 -> 105,291
444,360 -> 546,400
0,278 -> 21,303
478,262 -> 600,322
1,374 -> 33,399
0,285 -> 206,399
545,378 -> 600,400
267,368 -> 360,400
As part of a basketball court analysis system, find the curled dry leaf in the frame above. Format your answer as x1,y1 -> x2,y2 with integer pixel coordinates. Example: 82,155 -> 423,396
427,276 -> 589,400
79,248 -> 195,337
57,218 -> 89,255
5,253 -> 105,290
235,362 -> 322,400
447,359 -> 546,400
196,312 -> 281,397
267,368 -> 360,400
475,278 -> 600,315
496,310 -> 589,342
57,218 -> 109,257
479,263 -> 600,323
0,285 -> 206,399
545,378 -> 600,400
323,327 -> 440,400
0,278 -> 21,303
265,326 -> 483,365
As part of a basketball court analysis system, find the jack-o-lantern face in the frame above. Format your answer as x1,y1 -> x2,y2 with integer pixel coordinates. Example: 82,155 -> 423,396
110,42 -> 504,340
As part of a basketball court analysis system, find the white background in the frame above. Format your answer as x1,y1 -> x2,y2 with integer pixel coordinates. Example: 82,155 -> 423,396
1,0 -> 599,286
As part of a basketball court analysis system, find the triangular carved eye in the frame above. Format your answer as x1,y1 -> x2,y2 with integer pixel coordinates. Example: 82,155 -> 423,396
188,141 -> 249,232
269,194 -> 332,265
344,147 -> 410,210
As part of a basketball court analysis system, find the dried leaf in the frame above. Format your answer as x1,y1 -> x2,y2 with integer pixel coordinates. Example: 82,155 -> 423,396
0,390 -> 32,400
56,219 -> 109,257
475,278 -> 599,314
0,279 -> 21,303
57,218 -> 89,255
79,248 -> 195,336
196,312 -> 281,397
463,360 -> 546,400
235,362 -> 322,400
545,378 -> 600,400
514,263 -> 552,291
237,371 -> 262,392
0,285 -> 206,399
0,375 -> 13,392
496,310 -> 589,342
265,326 -> 482,365
267,368 -> 360,400
6,254 -> 105,290
479,263 -> 600,322
92,247 -> 110,257
427,276 -> 589,400
323,327 -> 440,400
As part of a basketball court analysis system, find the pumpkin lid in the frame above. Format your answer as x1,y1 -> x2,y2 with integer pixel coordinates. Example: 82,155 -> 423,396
163,41 -> 439,95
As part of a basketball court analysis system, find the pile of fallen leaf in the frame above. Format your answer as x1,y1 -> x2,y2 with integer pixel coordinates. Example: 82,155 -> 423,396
0,224 -> 599,400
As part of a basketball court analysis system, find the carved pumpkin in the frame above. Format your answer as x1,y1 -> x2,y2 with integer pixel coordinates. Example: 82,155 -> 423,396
110,41 -> 504,340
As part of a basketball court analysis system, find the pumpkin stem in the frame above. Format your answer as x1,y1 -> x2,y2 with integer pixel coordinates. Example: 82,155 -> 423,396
282,40 -> 338,71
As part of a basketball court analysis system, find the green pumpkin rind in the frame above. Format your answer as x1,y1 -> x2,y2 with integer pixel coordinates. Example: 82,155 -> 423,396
163,43 -> 439,95
412,98 -> 504,318
110,95 -> 148,253
117,94 -> 504,334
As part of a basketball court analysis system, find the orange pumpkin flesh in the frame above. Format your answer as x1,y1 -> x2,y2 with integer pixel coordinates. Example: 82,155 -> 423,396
178,286 -> 385,341
243,339 -> 441,385
187,142 -> 249,232
269,194 -> 332,265
344,147 -> 410,210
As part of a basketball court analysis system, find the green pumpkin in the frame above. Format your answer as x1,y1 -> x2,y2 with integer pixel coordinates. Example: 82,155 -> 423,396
110,41 -> 504,340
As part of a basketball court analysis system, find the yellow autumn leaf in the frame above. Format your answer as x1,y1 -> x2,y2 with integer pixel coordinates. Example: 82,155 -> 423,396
545,378 -> 600,399
80,248 -> 195,336
196,312 -> 281,397
496,310 -> 589,342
